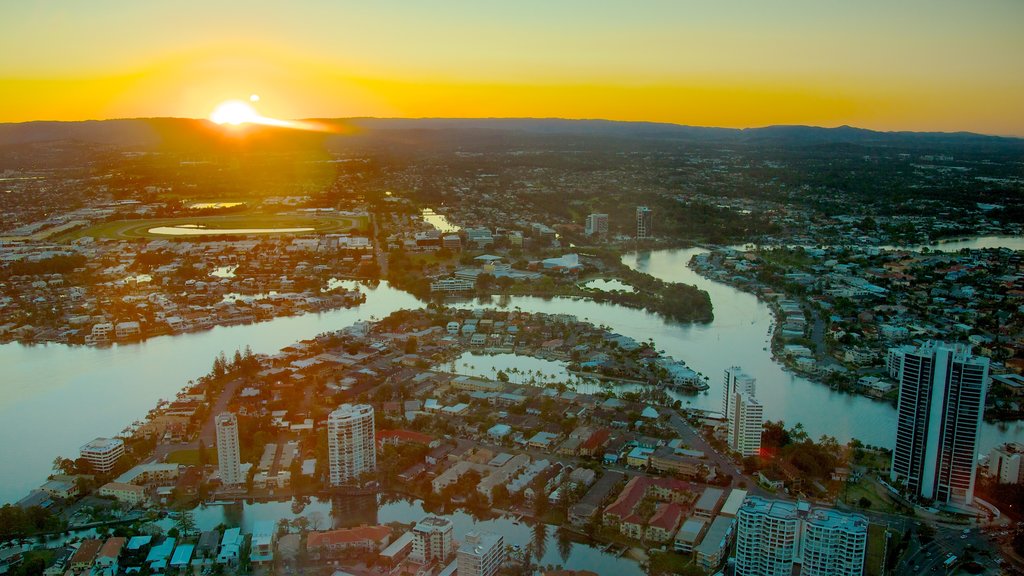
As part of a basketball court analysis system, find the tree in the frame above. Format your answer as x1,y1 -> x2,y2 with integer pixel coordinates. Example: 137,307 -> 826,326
175,510 -> 197,538
51,457 -> 76,476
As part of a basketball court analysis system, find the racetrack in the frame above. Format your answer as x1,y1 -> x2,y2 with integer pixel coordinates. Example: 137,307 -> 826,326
57,213 -> 369,240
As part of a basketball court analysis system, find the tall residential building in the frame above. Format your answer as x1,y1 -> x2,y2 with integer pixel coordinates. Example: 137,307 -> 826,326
585,213 -> 609,236
327,403 -> 376,486
410,516 -> 454,564
801,508 -> 869,576
635,206 -> 653,239
723,367 -> 763,457
79,438 -> 125,475
734,497 -> 868,576
889,341 -> 989,506
987,442 -> 1024,485
457,532 -> 505,576
215,412 -> 242,486
734,497 -> 800,576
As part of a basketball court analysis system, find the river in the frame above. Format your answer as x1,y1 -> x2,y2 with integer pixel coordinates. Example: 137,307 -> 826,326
0,282 -> 421,504
2,242 -> 1022,505
45,496 -> 644,575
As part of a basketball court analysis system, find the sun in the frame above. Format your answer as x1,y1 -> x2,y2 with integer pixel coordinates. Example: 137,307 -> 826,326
210,100 -> 261,125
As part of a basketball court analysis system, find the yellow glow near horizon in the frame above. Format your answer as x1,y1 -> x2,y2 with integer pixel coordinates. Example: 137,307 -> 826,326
209,100 -> 261,125
1,1 -> 1022,135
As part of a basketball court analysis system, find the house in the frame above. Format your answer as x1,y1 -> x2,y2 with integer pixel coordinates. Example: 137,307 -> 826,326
93,537 -> 125,569
250,521 -> 275,564
69,539 -> 103,574
144,538 -> 175,573
169,544 -> 194,571
216,529 -> 243,565
38,479 -> 78,500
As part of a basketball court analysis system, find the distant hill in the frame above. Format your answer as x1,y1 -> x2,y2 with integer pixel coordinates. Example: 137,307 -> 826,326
0,117 -> 1019,149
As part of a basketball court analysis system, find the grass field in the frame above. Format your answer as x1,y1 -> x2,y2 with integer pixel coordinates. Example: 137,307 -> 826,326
166,448 -> 218,465
58,213 -> 369,241
865,523 -> 894,576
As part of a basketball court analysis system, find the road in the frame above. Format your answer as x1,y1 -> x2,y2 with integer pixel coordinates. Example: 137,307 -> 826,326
898,525 -> 1002,574
148,376 -> 244,463
667,412 -> 769,496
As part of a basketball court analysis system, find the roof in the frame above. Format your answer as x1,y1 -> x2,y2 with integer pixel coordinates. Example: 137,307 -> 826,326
307,526 -> 391,549
71,539 -> 103,566
145,538 -> 175,563
676,518 -> 708,542
694,516 -> 736,557
97,537 -> 126,559
648,502 -> 685,532
719,489 -> 748,517
695,487 -> 725,511
379,531 -> 415,559
126,536 -> 152,550
170,544 -> 195,567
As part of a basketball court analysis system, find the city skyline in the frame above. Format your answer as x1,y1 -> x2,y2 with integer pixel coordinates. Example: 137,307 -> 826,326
2,1 -> 1024,135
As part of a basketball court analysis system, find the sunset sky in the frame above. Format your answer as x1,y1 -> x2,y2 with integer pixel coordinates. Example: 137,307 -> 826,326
2,0 -> 1022,135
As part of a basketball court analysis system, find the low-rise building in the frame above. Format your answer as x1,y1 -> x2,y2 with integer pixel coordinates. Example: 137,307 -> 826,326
98,482 -> 147,506
306,526 -> 392,559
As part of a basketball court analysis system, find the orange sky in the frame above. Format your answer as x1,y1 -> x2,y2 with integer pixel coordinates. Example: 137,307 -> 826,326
2,1 -> 1022,135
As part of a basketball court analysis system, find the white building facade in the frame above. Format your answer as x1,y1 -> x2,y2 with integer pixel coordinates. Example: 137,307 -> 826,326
80,437 -> 125,475
215,412 -> 243,486
723,367 -> 763,457
457,532 -> 504,576
585,213 -> 608,236
328,403 -> 376,485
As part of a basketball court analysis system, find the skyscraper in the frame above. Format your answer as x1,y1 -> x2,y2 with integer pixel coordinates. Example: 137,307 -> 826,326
457,531 -> 505,576
215,412 -> 242,485
723,367 -> 763,457
328,403 -> 376,486
635,206 -> 652,239
889,341 -> 989,506
585,213 -> 608,236
734,497 -> 868,576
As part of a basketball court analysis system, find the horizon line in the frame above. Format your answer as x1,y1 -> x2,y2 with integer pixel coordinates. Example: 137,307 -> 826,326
1,115 -> 1022,140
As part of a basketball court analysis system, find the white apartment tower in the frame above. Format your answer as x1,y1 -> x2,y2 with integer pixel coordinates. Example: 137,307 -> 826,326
410,516 -> 455,564
215,412 -> 242,486
889,341 -> 989,506
328,403 -> 376,486
734,497 -> 800,576
734,497 -> 868,576
723,367 -> 763,457
585,213 -> 609,236
79,437 -> 125,475
988,443 -> 1024,485
801,508 -> 869,576
457,531 -> 505,576
635,206 -> 653,239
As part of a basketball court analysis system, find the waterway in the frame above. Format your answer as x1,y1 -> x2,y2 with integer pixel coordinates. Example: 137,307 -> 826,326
3,241 -> 1022,504
0,282 -> 421,504
51,496 -> 644,575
